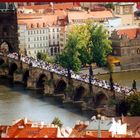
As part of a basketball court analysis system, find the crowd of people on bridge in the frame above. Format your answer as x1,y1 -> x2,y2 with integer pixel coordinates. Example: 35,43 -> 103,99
5,52 -> 132,95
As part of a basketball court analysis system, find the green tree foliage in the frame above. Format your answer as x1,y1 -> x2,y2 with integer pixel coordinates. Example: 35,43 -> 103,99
126,93 -> 140,116
91,25 -> 112,67
104,3 -> 115,10
57,22 -> 112,71
37,52 -> 54,63
51,117 -> 63,128
57,34 -> 82,72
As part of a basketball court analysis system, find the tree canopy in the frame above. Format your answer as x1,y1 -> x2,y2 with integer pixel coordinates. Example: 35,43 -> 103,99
51,117 -> 63,128
57,21 -> 112,71
37,52 -> 54,63
126,93 -> 140,116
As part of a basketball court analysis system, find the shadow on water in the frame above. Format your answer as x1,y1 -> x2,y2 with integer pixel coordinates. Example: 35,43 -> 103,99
0,77 -> 92,119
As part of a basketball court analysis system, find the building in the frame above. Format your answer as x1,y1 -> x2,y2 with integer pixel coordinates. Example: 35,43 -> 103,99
114,2 -> 135,26
0,118 -> 63,138
17,11 -> 67,57
0,3 -> 19,53
110,27 -> 140,70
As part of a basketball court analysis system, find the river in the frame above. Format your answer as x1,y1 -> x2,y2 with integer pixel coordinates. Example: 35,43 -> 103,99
96,70 -> 140,90
1,70 -> 140,127
0,77 -> 89,127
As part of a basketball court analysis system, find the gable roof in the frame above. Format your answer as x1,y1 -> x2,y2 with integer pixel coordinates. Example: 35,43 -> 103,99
117,28 -> 140,39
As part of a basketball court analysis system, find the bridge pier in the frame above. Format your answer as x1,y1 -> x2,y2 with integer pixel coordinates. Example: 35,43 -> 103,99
0,68 -> 8,77
13,73 -> 23,83
44,84 -> 54,96
27,77 -> 36,89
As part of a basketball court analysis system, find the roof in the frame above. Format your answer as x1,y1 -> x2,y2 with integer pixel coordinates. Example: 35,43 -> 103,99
17,11 -> 67,29
117,28 -> 140,39
68,10 -> 114,22
86,120 -> 112,131
85,130 -> 112,138
115,117 -> 140,132
6,118 -> 58,138
19,2 -> 80,11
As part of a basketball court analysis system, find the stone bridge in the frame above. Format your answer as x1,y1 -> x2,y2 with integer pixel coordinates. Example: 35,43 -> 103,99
0,54 -> 127,116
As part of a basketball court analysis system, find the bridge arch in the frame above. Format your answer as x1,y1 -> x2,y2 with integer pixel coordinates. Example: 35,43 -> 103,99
0,58 -> 5,66
95,92 -> 108,107
8,63 -> 18,76
55,79 -> 67,94
74,86 -> 86,101
36,73 -> 48,89
22,69 -> 29,85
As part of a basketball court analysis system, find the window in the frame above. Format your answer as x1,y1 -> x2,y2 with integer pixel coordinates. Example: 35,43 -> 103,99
53,29 -> 55,32
40,37 -> 42,40
57,28 -> 59,32
28,31 -> 30,35
28,38 -> 30,42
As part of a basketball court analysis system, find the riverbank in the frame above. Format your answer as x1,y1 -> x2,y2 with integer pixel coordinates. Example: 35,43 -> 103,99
80,66 -> 140,76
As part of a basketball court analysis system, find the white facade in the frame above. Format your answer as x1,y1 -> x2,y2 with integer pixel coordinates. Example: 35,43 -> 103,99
18,24 -> 60,58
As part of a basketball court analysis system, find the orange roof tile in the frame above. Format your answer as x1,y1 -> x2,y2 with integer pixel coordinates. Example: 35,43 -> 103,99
85,130 -> 112,138
117,28 -> 140,39
68,10 -> 114,22
6,118 -> 58,138
17,10 -> 67,29
19,3 -> 80,11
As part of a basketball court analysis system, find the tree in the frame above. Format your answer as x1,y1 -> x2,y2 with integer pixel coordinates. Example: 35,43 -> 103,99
37,52 -> 54,63
104,3 -> 115,10
51,117 -> 63,128
126,93 -> 140,116
57,33 -> 82,72
91,25 -> 112,67
70,22 -> 94,65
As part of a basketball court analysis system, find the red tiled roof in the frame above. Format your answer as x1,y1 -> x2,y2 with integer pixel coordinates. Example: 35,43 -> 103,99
68,10 -> 114,22
117,28 -> 140,39
85,130 -> 112,138
19,2 -> 80,11
17,10 -> 67,29
6,118 -> 58,138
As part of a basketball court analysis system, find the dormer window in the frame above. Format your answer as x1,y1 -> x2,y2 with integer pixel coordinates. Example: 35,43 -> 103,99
31,24 -> 34,28
37,23 -> 39,28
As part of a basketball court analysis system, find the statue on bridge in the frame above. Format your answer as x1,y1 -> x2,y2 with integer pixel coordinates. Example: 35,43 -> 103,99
109,72 -> 114,91
132,80 -> 137,90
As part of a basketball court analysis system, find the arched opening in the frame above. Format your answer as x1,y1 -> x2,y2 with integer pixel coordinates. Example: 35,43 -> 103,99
36,74 -> 47,89
55,79 -> 67,94
0,58 -> 4,66
96,92 -> 108,107
23,70 -> 29,86
74,86 -> 85,101
8,63 -> 17,76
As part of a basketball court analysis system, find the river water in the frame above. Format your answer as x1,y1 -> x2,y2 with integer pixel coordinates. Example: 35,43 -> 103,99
96,70 -> 140,90
0,77 -> 88,127
1,70 -> 140,127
